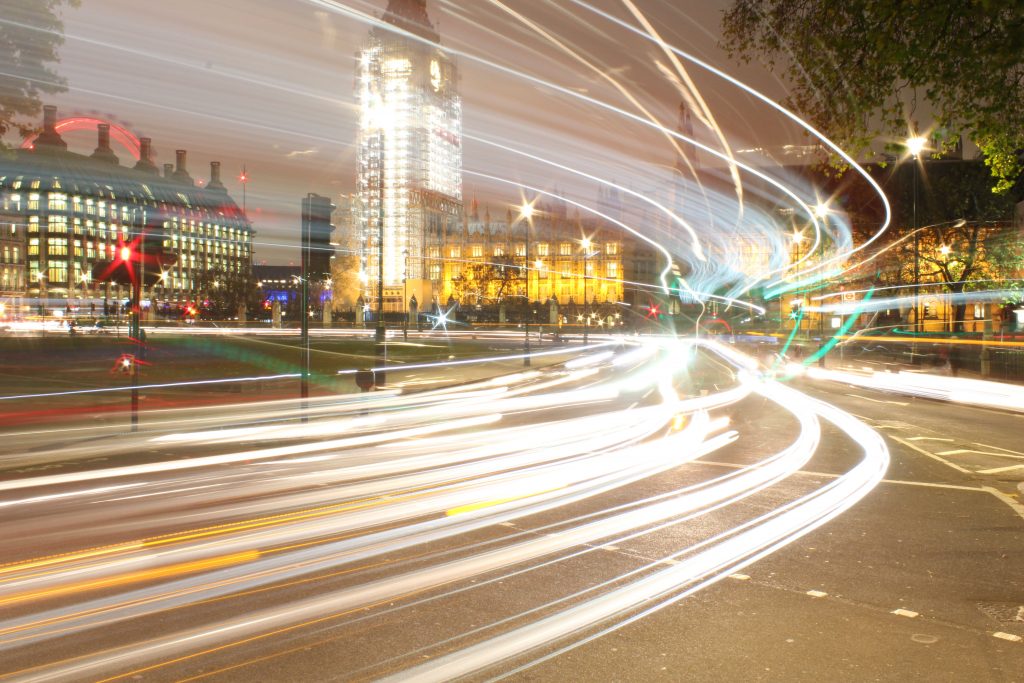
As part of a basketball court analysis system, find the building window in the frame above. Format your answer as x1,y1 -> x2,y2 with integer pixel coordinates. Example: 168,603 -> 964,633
494,245 -> 505,257
48,238 -> 68,256
48,193 -> 67,211
515,244 -> 525,257
605,242 -> 619,255
537,243 -> 549,256
48,260 -> 68,284
429,264 -> 441,280
471,245 -> 482,258
450,246 -> 460,258
27,193 -> 40,211
48,216 -> 68,234
559,242 -> 572,256
28,238 -> 39,256
607,262 -> 618,278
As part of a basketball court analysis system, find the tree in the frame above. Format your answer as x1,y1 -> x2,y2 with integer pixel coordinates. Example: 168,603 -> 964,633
722,1 -> 1024,193
841,159 -> 1023,330
0,0 -> 79,143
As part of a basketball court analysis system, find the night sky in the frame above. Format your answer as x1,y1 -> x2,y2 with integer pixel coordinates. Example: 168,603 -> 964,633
41,0 -> 803,265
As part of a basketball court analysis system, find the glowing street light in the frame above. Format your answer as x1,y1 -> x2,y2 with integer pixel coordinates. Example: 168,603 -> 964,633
906,135 -> 928,159
813,202 -> 830,219
939,244 -> 951,257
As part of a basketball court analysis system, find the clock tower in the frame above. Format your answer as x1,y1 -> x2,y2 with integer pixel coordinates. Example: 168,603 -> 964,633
356,0 -> 462,311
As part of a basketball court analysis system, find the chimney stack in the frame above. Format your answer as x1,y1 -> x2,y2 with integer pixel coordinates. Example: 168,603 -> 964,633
34,104 -> 67,152
91,123 -> 119,165
171,149 -> 193,185
133,137 -> 159,174
163,163 -> 174,178
206,161 -> 226,191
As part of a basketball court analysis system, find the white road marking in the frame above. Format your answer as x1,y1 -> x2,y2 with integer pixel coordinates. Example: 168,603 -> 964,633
695,460 -> 983,491
892,609 -> 919,618
849,394 -> 886,404
729,573 -> 750,581
888,435 -> 971,474
907,437 -> 954,442
977,464 -> 1024,475
993,632 -> 1022,642
974,442 -> 1024,456
937,449 -> 1024,460
981,487 -> 1024,522
806,590 -> 827,598
847,394 -> 909,406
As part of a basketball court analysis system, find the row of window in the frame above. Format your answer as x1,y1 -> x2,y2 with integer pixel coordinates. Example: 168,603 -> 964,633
424,242 -> 621,259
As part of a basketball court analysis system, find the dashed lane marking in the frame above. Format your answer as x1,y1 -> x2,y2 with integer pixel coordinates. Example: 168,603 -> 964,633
892,609 -> 919,618
806,590 -> 827,598
729,573 -> 750,581
907,436 -> 954,442
993,632 -> 1022,643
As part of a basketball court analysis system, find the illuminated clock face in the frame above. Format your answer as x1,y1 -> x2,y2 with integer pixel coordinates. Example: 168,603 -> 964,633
430,59 -> 441,91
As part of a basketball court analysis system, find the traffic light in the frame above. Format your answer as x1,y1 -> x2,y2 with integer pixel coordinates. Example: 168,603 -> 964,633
789,298 -> 804,320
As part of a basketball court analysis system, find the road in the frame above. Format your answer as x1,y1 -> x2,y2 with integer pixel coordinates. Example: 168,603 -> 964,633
0,337 -> 1020,681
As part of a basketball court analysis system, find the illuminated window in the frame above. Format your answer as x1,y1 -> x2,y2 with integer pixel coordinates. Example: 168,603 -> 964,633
72,196 -> 83,213
48,217 -> 68,234
48,260 -> 68,284
27,193 -> 40,211
514,244 -> 525,257
48,238 -> 68,256
607,262 -> 618,278
605,242 -> 618,255
559,242 -> 572,256
27,238 -> 39,256
430,264 -> 441,280
48,193 -> 67,211
537,243 -> 549,256
471,245 -> 482,258
450,246 -> 460,258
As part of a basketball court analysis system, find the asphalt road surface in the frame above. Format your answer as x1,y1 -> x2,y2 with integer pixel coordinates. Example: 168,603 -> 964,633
0,337 -> 1021,682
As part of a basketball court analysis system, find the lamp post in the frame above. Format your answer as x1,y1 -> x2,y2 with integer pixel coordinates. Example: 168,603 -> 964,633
906,134 -> 927,360
939,244 -> 951,331
581,238 -> 600,344
403,249 -> 408,341
519,201 -> 534,367
791,229 -> 805,334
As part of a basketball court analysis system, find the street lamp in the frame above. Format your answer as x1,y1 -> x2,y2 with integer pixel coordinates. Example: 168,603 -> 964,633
519,201 -> 535,366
